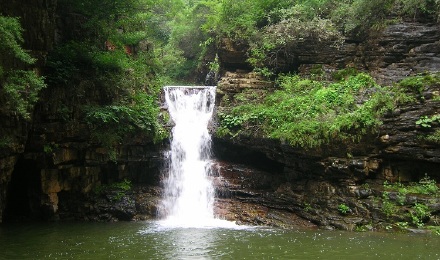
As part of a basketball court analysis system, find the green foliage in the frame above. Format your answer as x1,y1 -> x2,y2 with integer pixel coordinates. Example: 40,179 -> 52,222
382,176 -> 438,228
397,73 -> 440,95
332,67 -> 359,81
44,0 -> 171,152
355,225 -> 368,232
155,0 -> 223,83
416,175 -> 439,194
416,114 -> 440,128
45,42 -> 83,85
381,192 -> 398,218
208,54 -> 220,74
303,202 -> 312,212
409,203 -> 431,227
0,16 -> 36,64
0,136 -> 13,149
94,179 -> 132,201
331,0 -> 395,35
0,16 -> 46,119
218,113 -> 245,130
43,143 -> 59,154
248,16 -> 343,70
395,0 -> 440,18
110,179 -> 132,191
47,42 -> 165,149
338,203 -> 350,214
218,72 -> 406,148
428,225 -> 440,236
3,70 -> 46,119
216,0 -> 294,39
425,130 -> 440,144
395,221 -> 409,229
384,175 -> 439,196
62,0 -> 178,44
194,0 -> 440,74
85,92 -> 166,153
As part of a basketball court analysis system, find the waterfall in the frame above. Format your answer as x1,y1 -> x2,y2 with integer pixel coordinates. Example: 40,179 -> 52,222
160,86 -> 225,228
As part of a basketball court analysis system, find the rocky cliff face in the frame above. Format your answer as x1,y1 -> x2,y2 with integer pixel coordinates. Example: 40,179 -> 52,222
1,1 -> 439,230
0,1 -> 165,223
219,20 -> 440,85
212,20 -> 440,230
0,0 -> 58,223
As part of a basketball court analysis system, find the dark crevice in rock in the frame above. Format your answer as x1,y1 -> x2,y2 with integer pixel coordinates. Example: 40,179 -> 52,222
213,137 -> 284,174
3,157 -> 42,222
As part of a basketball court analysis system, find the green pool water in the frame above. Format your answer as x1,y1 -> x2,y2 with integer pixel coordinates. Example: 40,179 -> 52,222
0,221 -> 439,259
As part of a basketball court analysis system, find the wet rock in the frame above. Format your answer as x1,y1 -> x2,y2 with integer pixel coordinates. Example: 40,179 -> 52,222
214,198 -> 317,229
134,186 -> 162,219
355,188 -> 372,199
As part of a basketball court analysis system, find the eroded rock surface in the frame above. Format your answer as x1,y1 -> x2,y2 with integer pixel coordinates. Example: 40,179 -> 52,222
213,19 -> 440,229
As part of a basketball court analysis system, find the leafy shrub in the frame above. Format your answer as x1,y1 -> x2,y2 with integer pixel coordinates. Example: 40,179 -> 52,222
381,177 -> 438,228
332,67 -> 359,81
94,179 -> 132,201
248,17 -> 343,70
425,130 -> 440,144
3,70 -> 46,119
0,16 -> 36,64
397,73 -> 440,95
0,136 -> 13,149
338,203 -> 350,214
384,175 -> 439,195
0,16 -> 46,119
86,92 -> 166,154
410,203 -> 431,227
416,114 -> 440,128
395,0 -> 440,18
218,72 -> 406,148
381,192 -> 398,218
428,225 -> 440,236
330,0 -> 395,35
44,0 -> 171,153
215,0 -> 294,39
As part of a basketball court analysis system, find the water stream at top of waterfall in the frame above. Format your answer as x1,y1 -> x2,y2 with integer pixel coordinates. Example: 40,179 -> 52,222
160,86 -> 235,228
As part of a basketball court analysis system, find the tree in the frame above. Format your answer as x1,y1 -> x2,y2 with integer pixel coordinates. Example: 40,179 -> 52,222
0,16 -> 46,120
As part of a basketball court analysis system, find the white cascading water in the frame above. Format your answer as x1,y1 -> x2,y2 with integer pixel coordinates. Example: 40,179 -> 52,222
160,86 -> 228,228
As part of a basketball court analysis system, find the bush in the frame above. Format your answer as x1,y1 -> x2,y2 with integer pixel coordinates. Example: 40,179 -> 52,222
425,130 -> 440,144
0,16 -> 35,64
384,175 -> 439,196
45,0 -> 170,151
397,73 -> 440,95
85,92 -> 166,156
338,203 -> 350,214
3,70 -> 46,119
410,203 -> 431,227
248,17 -> 343,70
218,72 -> 407,148
94,179 -> 132,201
0,16 -> 46,119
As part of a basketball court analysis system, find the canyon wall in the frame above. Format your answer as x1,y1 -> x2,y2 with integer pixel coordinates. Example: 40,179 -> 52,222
0,0 -> 164,223
212,19 -> 440,229
0,1 -> 439,230
0,0 -> 58,223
